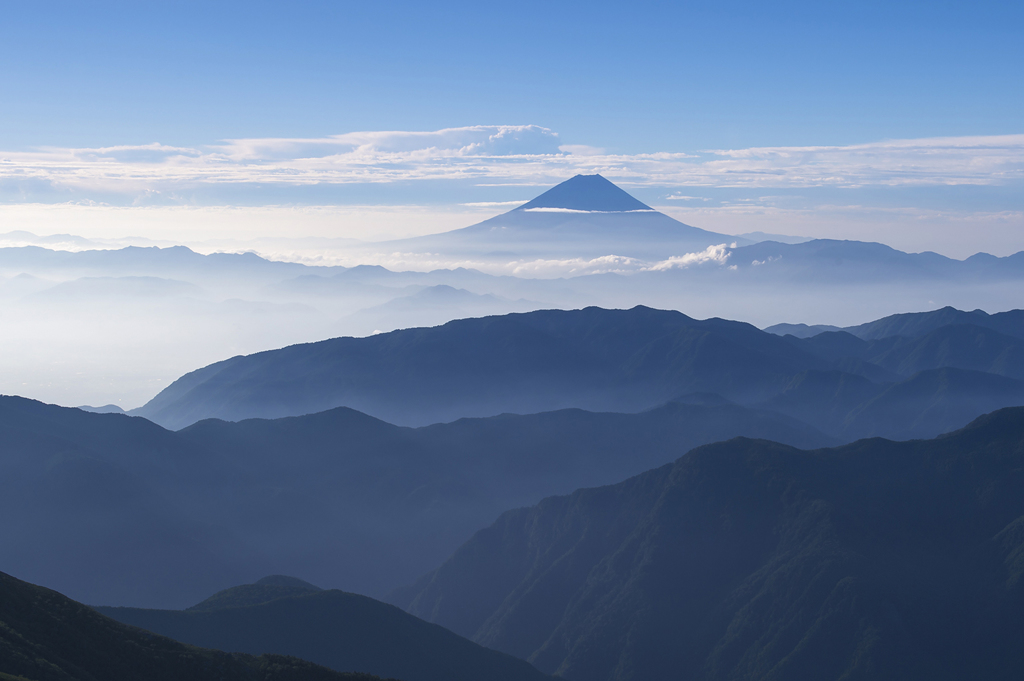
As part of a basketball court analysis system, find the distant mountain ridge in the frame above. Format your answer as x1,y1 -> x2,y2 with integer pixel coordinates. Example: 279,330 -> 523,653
767,306 -> 1024,340
133,305 -> 1024,433
132,305 -> 819,428
393,407 -> 1024,680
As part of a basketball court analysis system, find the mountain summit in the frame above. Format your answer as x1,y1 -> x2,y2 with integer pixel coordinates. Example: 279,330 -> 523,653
516,174 -> 653,213
375,175 -> 745,262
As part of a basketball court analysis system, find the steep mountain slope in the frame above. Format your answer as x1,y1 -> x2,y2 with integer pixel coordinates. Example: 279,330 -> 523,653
96,586 -> 550,681
0,570 -> 386,681
395,407 -> 1024,681
0,393 -> 831,607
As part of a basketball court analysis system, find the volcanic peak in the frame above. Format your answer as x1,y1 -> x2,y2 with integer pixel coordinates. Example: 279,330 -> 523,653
516,174 -> 652,213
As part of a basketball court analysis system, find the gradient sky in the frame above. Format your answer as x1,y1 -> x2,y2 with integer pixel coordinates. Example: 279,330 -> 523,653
0,0 -> 1021,257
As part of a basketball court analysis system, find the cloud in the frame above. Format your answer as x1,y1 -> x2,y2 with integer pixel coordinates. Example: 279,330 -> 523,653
509,254 -> 642,276
214,125 -> 563,161
0,128 -> 1021,203
645,244 -> 733,271
460,200 -> 527,207
521,207 -> 656,214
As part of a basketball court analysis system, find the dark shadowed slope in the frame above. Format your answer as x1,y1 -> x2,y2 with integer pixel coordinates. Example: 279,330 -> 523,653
396,407 -> 1024,681
0,393 -> 831,607
0,571 -> 387,681
97,587 -> 550,681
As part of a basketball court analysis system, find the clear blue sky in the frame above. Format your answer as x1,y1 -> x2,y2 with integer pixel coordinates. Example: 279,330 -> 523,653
2,0 -> 1020,151
0,0 -> 1021,256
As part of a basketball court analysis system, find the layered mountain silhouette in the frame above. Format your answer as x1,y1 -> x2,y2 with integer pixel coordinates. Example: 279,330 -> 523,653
393,407 -> 1024,681
373,174 -> 747,261
0,570 -> 387,681
4,180 -> 1022,416
133,305 -> 1024,433
0,393 -> 830,607
96,578 -> 550,681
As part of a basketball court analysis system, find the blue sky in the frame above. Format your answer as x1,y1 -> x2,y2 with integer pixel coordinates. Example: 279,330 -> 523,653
0,0 -> 1021,256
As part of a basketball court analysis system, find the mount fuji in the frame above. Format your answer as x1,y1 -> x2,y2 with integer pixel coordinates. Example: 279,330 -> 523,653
376,174 -> 749,262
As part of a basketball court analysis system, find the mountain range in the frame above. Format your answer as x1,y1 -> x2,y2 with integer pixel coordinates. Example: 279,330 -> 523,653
133,305 -> 1024,437
392,407 -> 1024,680
2,175 -> 1023,411
0,391 -> 830,607
4,174 -> 1024,681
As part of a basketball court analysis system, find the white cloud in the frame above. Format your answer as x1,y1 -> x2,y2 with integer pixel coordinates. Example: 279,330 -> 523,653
1,128 -> 1021,200
213,125 -> 563,161
509,254 -> 642,276
645,244 -> 732,271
